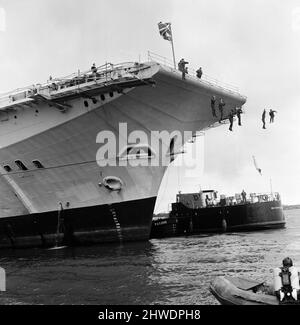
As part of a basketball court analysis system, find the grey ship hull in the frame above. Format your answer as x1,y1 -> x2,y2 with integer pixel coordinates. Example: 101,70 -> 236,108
0,62 -> 246,248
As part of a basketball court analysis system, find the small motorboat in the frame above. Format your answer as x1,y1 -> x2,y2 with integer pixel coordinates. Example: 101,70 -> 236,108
210,276 -> 281,305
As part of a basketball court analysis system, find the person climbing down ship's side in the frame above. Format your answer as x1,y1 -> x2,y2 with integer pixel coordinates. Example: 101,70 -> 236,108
228,110 -> 234,132
211,96 -> 217,118
218,98 -> 225,123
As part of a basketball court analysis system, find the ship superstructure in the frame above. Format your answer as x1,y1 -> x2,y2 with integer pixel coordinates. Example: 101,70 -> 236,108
0,55 -> 246,248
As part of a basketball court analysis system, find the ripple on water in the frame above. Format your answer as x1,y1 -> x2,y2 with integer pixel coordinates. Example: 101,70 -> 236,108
0,210 -> 299,305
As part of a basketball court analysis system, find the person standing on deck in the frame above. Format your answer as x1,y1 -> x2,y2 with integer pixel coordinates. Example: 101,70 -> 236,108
178,59 -> 189,80
91,63 -> 97,74
241,190 -> 247,203
196,67 -> 203,79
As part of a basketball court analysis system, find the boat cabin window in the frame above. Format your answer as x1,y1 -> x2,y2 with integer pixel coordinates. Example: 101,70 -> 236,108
3,165 -> 12,172
15,160 -> 28,171
32,160 -> 45,169
101,94 -> 106,101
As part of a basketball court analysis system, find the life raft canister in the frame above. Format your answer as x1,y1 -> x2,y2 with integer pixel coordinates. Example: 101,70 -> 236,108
274,266 -> 300,301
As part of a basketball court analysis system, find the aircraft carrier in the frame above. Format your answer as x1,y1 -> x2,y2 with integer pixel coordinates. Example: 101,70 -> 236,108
0,54 -> 246,248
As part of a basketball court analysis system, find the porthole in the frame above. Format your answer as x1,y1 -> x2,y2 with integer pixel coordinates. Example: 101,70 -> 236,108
100,94 -> 105,101
109,92 -> 114,98
119,145 -> 155,160
169,138 -> 175,156
169,137 -> 177,162
126,146 -> 133,155
84,100 -> 89,107
15,160 -> 28,171
32,160 -> 44,169
3,165 -> 12,172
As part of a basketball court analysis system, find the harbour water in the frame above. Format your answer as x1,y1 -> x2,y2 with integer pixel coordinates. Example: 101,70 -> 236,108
0,209 -> 299,305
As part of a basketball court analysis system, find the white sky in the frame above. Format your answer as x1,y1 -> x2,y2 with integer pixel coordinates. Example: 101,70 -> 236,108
0,0 -> 300,211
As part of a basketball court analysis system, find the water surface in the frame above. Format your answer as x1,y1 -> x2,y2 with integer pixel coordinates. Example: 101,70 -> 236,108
0,209 -> 299,305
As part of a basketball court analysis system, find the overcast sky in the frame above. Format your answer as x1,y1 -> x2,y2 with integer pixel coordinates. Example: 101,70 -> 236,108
0,0 -> 300,211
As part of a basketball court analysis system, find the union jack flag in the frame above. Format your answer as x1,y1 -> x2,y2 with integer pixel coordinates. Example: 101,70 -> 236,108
158,22 -> 172,41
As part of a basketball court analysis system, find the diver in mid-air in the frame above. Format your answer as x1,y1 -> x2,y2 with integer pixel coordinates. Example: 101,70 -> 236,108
262,109 -> 266,129
269,109 -> 277,123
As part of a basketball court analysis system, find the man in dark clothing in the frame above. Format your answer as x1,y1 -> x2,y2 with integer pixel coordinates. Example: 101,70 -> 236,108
177,61 -> 182,71
218,98 -> 225,123
269,109 -> 277,123
91,63 -> 97,74
205,195 -> 211,207
196,67 -> 203,79
229,110 -> 234,131
236,107 -> 243,126
211,96 -> 217,118
241,190 -> 247,203
262,109 -> 266,129
178,59 -> 189,80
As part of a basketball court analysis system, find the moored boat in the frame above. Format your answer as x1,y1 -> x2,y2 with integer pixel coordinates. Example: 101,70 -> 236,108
210,276 -> 300,305
151,190 -> 285,239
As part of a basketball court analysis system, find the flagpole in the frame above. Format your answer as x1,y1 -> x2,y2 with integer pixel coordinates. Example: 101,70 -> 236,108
270,178 -> 273,198
169,24 -> 176,69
